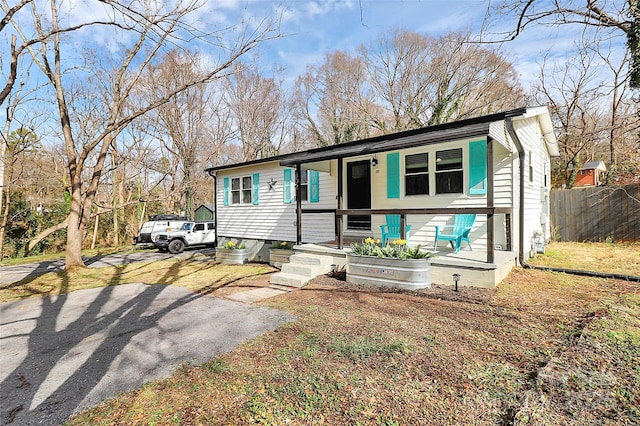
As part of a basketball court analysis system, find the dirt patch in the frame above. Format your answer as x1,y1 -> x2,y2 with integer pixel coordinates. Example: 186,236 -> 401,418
307,272 -> 495,304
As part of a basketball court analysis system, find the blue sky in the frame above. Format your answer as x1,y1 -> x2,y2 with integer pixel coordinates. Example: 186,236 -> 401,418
201,0 -> 618,89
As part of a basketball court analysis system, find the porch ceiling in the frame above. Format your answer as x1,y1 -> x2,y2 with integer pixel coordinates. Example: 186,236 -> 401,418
280,121 -> 492,166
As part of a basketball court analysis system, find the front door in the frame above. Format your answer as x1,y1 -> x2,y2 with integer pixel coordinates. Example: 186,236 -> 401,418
347,160 -> 371,230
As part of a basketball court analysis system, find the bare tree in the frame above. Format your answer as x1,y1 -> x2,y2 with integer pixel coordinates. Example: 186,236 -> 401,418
225,61 -> 291,160
360,28 -> 432,132
424,31 -> 527,125
534,46 -> 604,187
485,0 -> 639,86
591,45 -> 640,181
139,50 -> 235,218
8,0 -> 278,269
293,51 -> 375,146
0,127 -> 40,256
360,29 -> 526,132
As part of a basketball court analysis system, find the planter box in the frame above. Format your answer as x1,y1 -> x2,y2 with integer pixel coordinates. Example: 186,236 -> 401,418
216,248 -> 248,265
346,254 -> 431,290
269,248 -> 293,268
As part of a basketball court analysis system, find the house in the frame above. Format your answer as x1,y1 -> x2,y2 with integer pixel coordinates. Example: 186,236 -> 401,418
194,203 -> 215,221
569,161 -> 607,187
205,106 -> 559,288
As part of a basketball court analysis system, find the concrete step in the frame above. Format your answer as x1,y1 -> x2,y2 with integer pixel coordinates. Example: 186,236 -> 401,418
270,272 -> 309,288
289,253 -> 334,267
280,262 -> 327,277
270,252 -> 336,288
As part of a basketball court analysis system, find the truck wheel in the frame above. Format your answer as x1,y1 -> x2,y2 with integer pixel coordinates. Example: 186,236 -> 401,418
168,239 -> 185,254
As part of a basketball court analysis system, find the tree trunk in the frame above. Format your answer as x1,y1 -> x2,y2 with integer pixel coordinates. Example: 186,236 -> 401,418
65,181 -> 87,269
138,201 -> 147,231
113,201 -> 119,247
0,186 -> 10,258
91,211 -> 99,249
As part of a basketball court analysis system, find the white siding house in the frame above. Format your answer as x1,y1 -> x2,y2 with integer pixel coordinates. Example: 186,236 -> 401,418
215,161 -> 337,244
206,106 -> 559,282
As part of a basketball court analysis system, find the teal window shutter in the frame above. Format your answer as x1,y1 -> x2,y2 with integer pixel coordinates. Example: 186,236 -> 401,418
252,173 -> 260,205
387,152 -> 400,199
283,169 -> 293,204
309,170 -> 320,203
223,177 -> 230,206
469,140 -> 487,195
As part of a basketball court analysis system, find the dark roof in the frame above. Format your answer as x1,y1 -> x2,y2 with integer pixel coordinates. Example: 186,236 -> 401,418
204,108 -> 528,173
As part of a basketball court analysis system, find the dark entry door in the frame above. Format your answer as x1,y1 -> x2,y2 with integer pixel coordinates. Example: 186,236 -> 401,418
347,160 -> 371,230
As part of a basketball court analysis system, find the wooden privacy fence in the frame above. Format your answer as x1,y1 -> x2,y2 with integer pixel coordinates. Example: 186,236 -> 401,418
550,183 -> 640,242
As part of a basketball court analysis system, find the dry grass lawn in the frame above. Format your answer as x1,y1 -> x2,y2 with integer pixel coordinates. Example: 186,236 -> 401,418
0,257 -> 275,303
62,243 -> 639,425
527,241 -> 640,276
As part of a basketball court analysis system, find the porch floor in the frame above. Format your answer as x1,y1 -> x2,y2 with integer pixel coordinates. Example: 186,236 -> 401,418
296,242 -> 518,289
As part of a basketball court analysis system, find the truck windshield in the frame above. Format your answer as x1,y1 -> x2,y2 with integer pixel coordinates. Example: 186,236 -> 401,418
181,223 -> 193,231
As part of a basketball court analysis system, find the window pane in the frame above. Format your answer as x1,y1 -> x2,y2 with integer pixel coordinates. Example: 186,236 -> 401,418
207,223 -> 215,230
232,191 -> 240,204
406,153 -> 428,173
194,224 -> 204,231
300,170 -> 308,184
436,171 -> 463,194
436,149 -> 462,171
405,175 -> 429,195
351,163 -> 369,178
300,185 -> 308,201
242,176 -> 252,189
242,189 -> 252,203
231,178 -> 240,190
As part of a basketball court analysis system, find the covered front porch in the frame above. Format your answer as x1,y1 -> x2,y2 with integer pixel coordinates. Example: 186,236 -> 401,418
269,114 -> 531,289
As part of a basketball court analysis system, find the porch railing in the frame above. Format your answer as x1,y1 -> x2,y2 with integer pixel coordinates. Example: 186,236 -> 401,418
300,207 -> 512,264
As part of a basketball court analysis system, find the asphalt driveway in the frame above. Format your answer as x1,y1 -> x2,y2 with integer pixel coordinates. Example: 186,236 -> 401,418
0,283 -> 295,425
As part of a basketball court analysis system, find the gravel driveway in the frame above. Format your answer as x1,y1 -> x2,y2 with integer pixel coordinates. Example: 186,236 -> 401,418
0,283 -> 295,425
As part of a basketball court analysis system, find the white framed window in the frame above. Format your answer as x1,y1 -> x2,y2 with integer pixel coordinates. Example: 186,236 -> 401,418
405,152 -> 429,196
529,151 -> 534,182
231,176 -> 252,204
299,170 -> 309,201
435,148 -> 463,194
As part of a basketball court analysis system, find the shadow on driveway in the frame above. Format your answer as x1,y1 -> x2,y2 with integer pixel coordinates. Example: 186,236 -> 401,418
0,283 -> 295,425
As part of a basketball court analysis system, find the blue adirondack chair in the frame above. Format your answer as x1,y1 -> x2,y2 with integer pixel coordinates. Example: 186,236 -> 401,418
434,214 -> 476,253
380,215 -> 412,246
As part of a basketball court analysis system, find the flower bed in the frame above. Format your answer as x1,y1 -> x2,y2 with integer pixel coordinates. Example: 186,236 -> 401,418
346,238 -> 432,289
216,240 -> 248,265
269,241 -> 294,268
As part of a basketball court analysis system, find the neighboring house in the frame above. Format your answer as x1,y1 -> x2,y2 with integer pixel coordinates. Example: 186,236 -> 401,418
194,203 -> 215,221
569,161 -> 607,187
205,106 -> 559,287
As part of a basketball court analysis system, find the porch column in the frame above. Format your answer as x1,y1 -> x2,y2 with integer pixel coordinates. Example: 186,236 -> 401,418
487,136 -> 495,264
295,163 -> 302,245
337,158 -> 344,249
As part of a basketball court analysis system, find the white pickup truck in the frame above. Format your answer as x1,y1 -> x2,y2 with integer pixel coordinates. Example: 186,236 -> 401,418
153,221 -> 216,254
